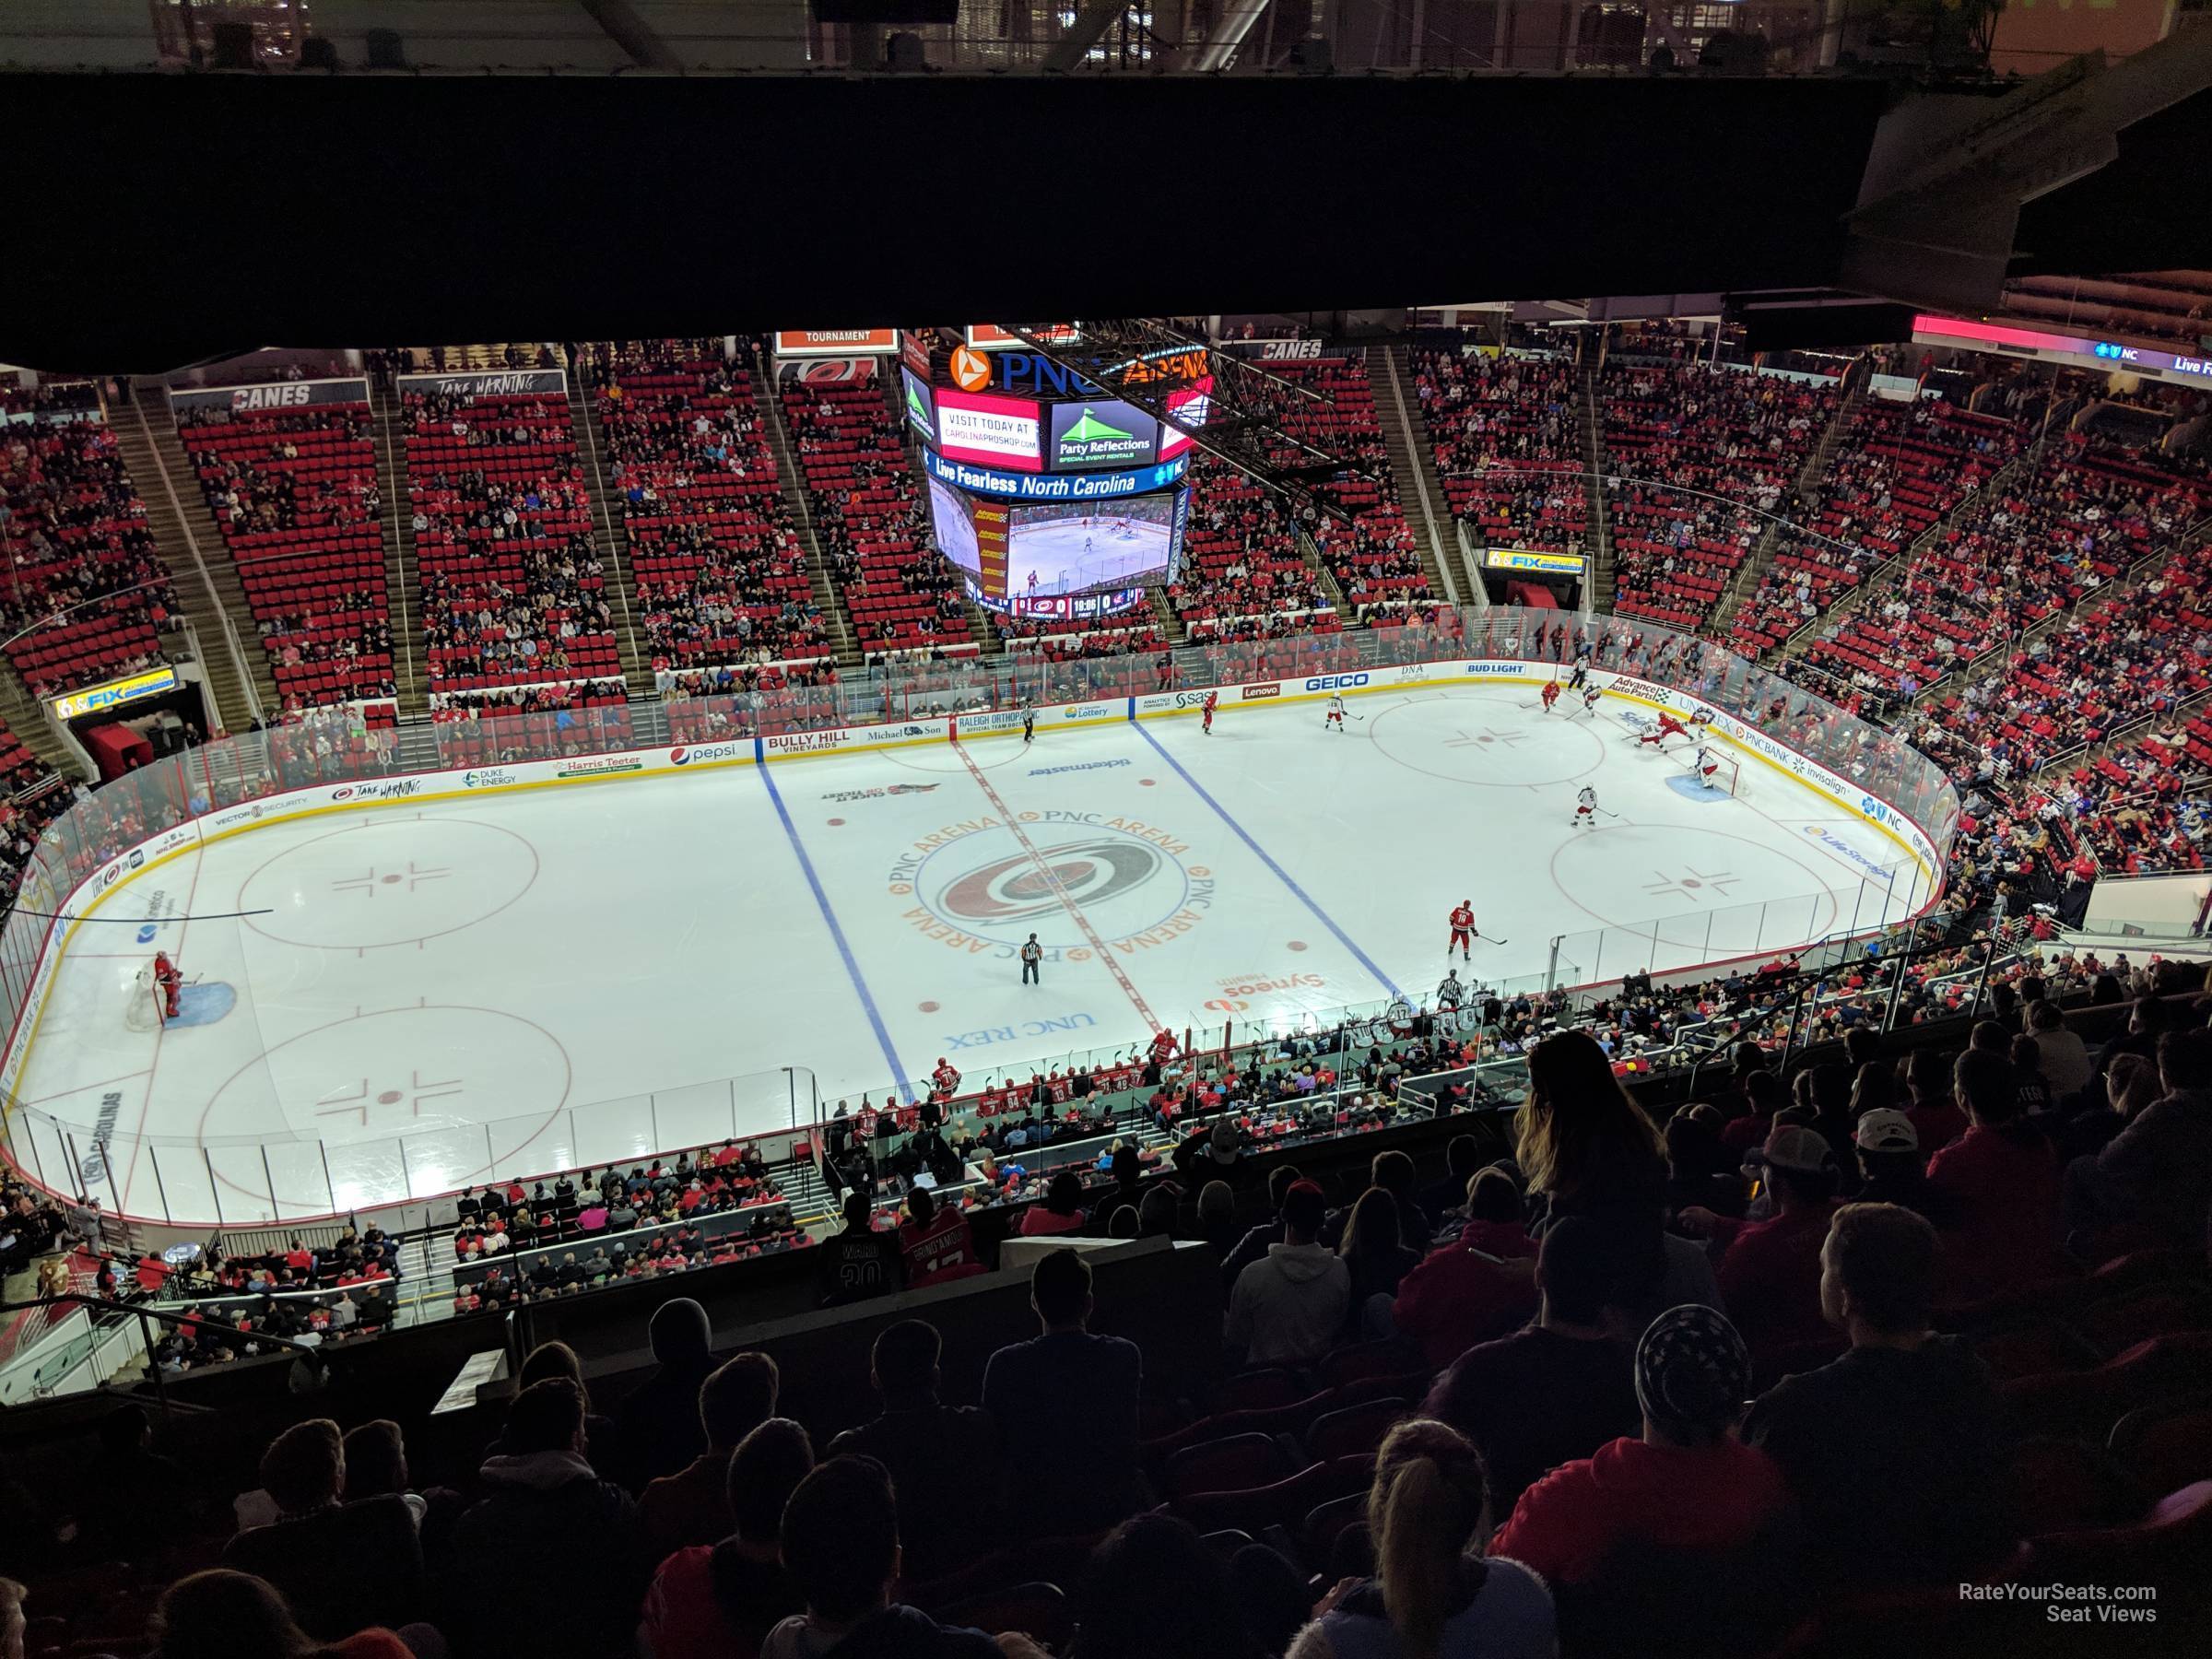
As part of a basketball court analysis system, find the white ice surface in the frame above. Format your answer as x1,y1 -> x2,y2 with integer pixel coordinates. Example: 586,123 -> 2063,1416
18,685 -> 1923,1219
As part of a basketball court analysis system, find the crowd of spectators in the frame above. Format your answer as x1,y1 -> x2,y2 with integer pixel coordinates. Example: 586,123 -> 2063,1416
0,405 -> 178,697
1806,430 -> 2208,701
37,959 -> 2211,1659
594,351 -> 832,675
1166,456 -> 1337,642
781,376 -> 972,659
1411,347 -> 1587,555
1730,393 -> 2024,661
401,384 -> 622,698
176,394 -> 399,712
1599,359 -> 1837,631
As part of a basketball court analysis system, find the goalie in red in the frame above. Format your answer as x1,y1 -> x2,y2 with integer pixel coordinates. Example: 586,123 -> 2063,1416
1638,712 -> 1692,750
152,950 -> 183,1023
1447,900 -> 1477,961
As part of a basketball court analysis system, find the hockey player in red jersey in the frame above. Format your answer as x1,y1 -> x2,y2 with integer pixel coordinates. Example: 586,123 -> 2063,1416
152,950 -> 183,1022
930,1057 -> 961,1100
1540,680 -> 1561,713
1201,690 -> 1218,735
1448,900 -> 1477,961
1639,712 -> 1691,749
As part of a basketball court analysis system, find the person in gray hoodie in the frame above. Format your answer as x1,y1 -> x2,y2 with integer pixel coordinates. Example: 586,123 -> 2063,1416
445,1378 -> 644,1659
1226,1180 -> 1351,1367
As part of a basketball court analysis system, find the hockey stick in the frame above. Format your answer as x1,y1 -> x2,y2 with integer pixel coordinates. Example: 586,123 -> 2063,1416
1597,807 -> 1624,820
1477,932 -> 1512,947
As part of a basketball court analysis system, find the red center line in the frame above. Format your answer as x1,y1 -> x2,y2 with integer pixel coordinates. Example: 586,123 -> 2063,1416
952,739 -> 1161,1031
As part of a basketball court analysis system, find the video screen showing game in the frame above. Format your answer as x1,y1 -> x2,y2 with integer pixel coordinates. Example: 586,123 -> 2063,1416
924,476 -> 982,578
1004,493 -> 1177,601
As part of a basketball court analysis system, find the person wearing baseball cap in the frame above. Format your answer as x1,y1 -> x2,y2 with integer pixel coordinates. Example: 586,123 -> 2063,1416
1226,1179 -> 1349,1368
1678,1125 -> 1841,1357
1744,1203 -> 2011,1583
1491,1305 -> 1789,1603
1852,1110 -> 1937,1218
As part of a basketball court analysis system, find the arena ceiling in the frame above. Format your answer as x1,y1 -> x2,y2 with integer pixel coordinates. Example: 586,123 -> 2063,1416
3,65 -> 2209,371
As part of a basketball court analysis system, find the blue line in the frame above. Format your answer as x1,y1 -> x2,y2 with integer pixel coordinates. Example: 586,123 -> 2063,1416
1132,722 -> 1404,1000
757,761 -> 916,1102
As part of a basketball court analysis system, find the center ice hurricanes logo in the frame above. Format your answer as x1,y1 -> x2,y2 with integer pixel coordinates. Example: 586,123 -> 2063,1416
941,839 -> 1159,924
887,814 -> 1215,958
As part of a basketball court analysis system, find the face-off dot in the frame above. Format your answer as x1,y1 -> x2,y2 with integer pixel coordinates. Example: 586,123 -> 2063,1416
377,1089 -> 402,1106
1140,778 -> 1157,787
919,1000 -> 940,1013
1288,940 -> 1308,952
828,818 -> 845,827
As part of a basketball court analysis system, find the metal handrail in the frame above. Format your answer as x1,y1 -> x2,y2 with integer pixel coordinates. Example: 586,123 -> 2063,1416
0,1292 -> 333,1415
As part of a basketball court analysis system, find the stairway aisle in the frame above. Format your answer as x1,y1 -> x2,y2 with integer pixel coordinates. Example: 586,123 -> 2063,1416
755,355 -> 861,668
1579,361 -> 1613,611
366,377 -> 427,716
122,385 -> 269,733
565,372 -> 656,700
1370,346 -> 1460,604
0,672 -> 77,779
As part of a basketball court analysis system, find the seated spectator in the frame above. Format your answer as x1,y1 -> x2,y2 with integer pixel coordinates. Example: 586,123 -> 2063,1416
641,1418 -> 812,1659
221,1418 -> 426,1642
1417,1135 -> 1486,1232
818,1191 -> 905,1308
1851,1110 -> 1937,1218
1323,1151 -> 1430,1253
759,1457 -> 999,1659
1336,1187 -> 1422,1337
1218,1166 -> 1302,1287
612,1297 -> 723,1491
78,1401 -> 189,1561
1744,1203 -> 2012,1583
1018,1171 -> 1089,1237
2029,1001 -> 2094,1100
148,1569 -> 412,1659
828,1320 -> 997,1581
2064,1025 -> 2212,1254
1422,1217 -> 1640,1512
1925,1048 -> 2065,1301
1683,1125 -> 1841,1356
1902,1048 -> 1968,1155
982,1248 -> 1142,1535
1196,1179 -> 1242,1259
897,1186 -> 982,1287
1490,1306 -> 1789,1590
1226,1179 -> 1350,1367
1286,1419 -> 1556,1659
340,1419 -> 453,1547
1392,1171 -> 1539,1370
446,1378 -> 645,1659
641,1351 -> 782,1559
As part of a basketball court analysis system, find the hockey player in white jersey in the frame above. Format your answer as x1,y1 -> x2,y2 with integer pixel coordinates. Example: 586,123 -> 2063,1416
1324,694 -> 1347,734
1572,784 -> 1599,828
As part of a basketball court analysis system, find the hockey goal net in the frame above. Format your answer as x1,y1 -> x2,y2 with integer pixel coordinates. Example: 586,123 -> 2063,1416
1695,751 -> 1746,799
124,960 -> 168,1031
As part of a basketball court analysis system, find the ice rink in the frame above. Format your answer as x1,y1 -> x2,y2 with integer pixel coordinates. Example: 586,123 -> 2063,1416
17,683 -> 1930,1220
1009,516 -> 1171,596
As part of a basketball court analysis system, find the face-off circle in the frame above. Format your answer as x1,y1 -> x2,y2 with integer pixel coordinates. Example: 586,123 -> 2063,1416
201,1003 -> 572,1152
1370,692 -> 1607,787
241,817 -> 539,950
1548,826 -> 1840,954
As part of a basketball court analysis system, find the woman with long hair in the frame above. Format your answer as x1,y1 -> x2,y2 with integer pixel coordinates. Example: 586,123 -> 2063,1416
1287,1419 -> 1554,1659
1514,1030 -> 1665,1220
1337,1187 -> 1421,1335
